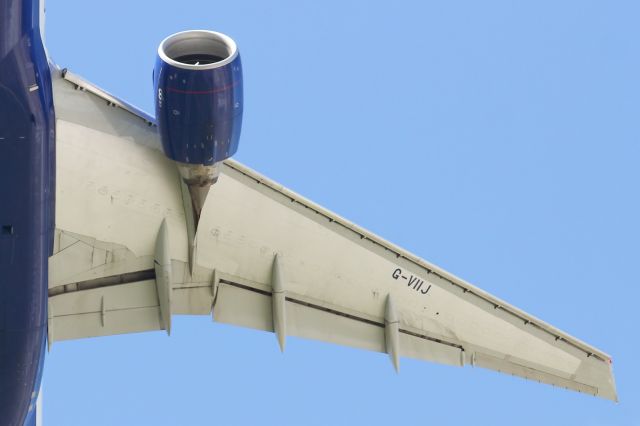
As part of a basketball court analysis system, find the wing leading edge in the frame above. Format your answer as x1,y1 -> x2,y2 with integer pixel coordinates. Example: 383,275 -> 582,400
48,69 -> 617,401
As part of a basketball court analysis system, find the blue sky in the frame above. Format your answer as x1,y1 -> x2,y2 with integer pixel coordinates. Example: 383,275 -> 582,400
43,1 -> 639,424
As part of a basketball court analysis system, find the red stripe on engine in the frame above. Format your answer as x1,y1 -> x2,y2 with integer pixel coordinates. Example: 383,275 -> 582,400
166,82 -> 237,95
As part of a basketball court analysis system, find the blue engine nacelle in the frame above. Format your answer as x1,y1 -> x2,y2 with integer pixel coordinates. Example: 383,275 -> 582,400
154,30 -> 243,166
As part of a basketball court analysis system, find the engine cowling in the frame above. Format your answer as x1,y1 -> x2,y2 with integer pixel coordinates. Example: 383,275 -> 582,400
154,30 -> 243,166
154,30 -> 243,218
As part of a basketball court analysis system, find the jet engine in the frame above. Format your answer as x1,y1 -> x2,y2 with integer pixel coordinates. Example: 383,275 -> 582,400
154,30 -> 243,217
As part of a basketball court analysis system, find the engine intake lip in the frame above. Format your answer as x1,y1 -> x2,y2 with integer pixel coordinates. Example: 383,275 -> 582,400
158,30 -> 238,70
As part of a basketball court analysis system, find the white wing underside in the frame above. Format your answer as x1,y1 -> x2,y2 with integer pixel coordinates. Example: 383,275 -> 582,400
47,69 -> 617,401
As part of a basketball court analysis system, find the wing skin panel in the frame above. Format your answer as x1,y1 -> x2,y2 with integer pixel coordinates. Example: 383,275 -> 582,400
223,160 -> 612,364
198,166 -> 582,375
208,161 -> 616,399
49,72 -> 617,400
55,119 -> 187,262
49,230 -> 155,292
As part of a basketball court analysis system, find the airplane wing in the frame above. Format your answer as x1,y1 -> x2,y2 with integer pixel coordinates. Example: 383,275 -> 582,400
47,68 -> 617,402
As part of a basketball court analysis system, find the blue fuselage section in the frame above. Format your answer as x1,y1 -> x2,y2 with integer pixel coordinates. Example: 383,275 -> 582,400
0,0 -> 54,424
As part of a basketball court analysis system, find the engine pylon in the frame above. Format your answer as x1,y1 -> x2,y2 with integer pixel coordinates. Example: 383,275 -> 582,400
178,162 -> 220,273
153,30 -> 243,273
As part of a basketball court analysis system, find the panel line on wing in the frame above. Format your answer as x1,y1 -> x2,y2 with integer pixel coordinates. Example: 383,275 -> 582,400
48,269 -> 156,297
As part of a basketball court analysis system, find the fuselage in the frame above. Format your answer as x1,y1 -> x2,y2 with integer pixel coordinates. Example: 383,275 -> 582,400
0,0 -> 54,424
